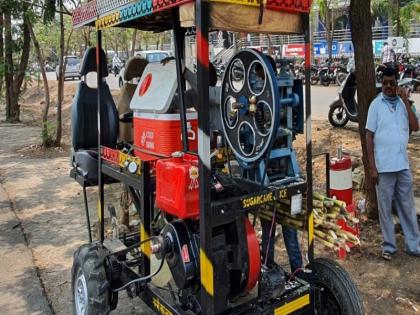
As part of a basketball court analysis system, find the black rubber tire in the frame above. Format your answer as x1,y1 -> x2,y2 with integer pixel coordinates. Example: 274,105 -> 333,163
119,78 -> 123,89
328,100 -> 349,128
319,70 -> 330,86
312,257 -> 365,315
71,244 -> 118,315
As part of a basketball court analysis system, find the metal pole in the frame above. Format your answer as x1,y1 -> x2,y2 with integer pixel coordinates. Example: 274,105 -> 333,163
303,15 -> 314,266
326,152 -> 330,197
196,1 -> 214,313
172,8 -> 189,152
83,186 -> 92,243
96,30 -> 105,244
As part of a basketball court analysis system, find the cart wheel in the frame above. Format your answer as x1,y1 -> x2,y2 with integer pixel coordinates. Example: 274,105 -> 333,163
312,257 -> 364,315
71,244 -> 118,315
328,100 -> 349,128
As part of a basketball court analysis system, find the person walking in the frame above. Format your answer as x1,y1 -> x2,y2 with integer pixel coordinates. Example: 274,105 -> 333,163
366,67 -> 420,261
381,42 -> 396,68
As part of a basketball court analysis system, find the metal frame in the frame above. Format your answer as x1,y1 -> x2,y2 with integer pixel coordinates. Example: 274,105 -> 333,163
76,2 -> 316,315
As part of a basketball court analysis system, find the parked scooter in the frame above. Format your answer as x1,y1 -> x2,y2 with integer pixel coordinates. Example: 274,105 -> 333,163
310,64 -> 320,85
318,61 -> 347,86
328,72 -> 415,128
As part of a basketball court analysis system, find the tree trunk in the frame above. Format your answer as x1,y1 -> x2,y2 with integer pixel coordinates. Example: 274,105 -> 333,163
10,19 -> 31,123
131,29 -> 137,56
388,0 -> 395,36
350,0 -> 378,219
28,18 -> 51,146
396,0 -> 400,36
0,12 -> 4,97
326,4 -> 332,60
4,12 -> 13,121
55,0 -> 65,146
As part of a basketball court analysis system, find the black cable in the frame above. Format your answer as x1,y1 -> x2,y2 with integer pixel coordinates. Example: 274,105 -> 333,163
111,255 -> 165,292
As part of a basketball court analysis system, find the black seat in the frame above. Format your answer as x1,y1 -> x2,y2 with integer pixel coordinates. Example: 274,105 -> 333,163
70,47 -> 118,186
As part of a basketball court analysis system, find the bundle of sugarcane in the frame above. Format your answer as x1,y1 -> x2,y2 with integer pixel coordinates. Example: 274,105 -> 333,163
258,191 -> 360,252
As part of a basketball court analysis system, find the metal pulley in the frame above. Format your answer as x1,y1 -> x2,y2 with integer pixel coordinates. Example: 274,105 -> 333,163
220,49 -> 281,164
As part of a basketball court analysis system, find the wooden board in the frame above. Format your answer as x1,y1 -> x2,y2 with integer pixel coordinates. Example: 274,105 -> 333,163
180,2 -> 304,35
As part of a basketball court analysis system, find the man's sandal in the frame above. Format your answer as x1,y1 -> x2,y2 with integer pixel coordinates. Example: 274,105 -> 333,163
382,251 -> 392,261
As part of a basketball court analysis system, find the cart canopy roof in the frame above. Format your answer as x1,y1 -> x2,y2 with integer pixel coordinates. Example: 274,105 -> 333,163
73,0 -> 312,34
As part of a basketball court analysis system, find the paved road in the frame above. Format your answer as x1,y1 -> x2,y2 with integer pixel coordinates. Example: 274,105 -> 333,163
46,70 -> 335,119
46,70 -> 420,121
0,184 -> 52,315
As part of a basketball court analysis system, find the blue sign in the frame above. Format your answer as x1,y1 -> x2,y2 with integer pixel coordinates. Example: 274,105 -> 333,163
313,41 -> 339,55
374,40 -> 385,55
339,41 -> 354,54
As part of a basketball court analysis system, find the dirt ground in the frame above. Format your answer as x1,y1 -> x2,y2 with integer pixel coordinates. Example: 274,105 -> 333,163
0,82 -> 419,314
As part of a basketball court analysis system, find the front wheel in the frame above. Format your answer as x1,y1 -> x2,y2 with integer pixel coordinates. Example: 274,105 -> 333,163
72,244 -> 118,315
328,100 -> 349,128
312,257 -> 364,315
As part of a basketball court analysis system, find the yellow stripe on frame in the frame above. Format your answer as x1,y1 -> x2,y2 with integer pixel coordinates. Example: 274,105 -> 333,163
200,249 -> 214,296
140,223 -> 151,259
308,211 -> 314,244
274,294 -> 310,315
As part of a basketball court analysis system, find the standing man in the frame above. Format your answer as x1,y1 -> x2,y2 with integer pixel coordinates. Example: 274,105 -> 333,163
381,42 -> 396,68
366,67 -> 420,260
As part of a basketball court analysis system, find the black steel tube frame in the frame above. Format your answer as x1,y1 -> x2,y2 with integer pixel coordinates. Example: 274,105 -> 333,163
303,14 -> 314,268
172,8 -> 189,152
96,31 -> 105,244
141,280 -> 312,315
195,1 -> 214,314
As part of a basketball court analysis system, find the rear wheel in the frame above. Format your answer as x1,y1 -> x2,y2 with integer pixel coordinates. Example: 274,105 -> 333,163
72,244 -> 118,315
328,100 -> 349,128
312,257 -> 364,315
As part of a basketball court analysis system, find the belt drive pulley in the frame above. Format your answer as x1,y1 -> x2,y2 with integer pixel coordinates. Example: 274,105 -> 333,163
220,49 -> 281,164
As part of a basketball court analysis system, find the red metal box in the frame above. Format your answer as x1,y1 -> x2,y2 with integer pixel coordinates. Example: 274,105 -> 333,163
156,153 -> 199,219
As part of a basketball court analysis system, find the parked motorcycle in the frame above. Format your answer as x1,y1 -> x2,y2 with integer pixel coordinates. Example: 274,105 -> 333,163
318,61 -> 347,86
310,65 -> 320,85
293,61 -> 305,82
328,72 -> 415,128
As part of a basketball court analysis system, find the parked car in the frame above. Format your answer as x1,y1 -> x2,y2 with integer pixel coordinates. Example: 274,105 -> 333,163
118,50 -> 170,88
134,50 -> 171,63
56,56 -> 81,80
